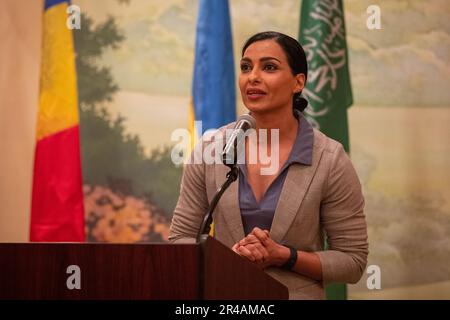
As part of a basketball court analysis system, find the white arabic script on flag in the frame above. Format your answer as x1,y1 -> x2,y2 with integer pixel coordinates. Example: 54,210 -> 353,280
302,0 -> 347,128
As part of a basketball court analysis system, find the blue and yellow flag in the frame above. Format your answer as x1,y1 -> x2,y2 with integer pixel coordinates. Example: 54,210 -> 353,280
190,0 -> 236,237
190,0 -> 236,147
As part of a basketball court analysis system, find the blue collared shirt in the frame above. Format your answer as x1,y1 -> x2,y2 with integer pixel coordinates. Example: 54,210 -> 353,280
238,111 -> 314,235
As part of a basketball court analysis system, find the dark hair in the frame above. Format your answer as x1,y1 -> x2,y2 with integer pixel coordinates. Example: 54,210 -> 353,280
242,31 -> 308,113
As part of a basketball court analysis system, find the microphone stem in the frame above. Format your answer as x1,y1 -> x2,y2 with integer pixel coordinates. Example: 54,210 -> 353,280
196,166 -> 239,242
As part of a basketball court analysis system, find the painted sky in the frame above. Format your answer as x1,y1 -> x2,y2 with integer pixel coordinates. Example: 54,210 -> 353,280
75,0 -> 450,107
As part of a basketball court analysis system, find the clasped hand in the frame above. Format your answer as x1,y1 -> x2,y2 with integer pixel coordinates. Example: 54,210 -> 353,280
232,227 -> 290,269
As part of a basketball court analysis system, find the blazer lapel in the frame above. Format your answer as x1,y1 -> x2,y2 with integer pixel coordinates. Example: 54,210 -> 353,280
214,163 -> 245,243
270,148 -> 324,244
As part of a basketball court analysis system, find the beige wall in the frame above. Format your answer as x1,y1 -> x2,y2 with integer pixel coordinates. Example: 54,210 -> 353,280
0,0 -> 42,242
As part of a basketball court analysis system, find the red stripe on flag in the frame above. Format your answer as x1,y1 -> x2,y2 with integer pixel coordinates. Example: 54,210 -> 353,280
30,125 -> 85,242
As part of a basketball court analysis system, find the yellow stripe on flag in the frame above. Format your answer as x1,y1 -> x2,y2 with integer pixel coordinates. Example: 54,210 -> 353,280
188,99 -> 197,151
37,3 -> 78,141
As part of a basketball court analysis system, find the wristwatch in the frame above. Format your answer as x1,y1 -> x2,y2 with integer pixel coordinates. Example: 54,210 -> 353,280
280,245 -> 297,270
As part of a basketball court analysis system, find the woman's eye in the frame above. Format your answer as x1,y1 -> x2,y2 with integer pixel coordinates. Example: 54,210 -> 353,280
264,64 -> 277,71
240,64 -> 251,72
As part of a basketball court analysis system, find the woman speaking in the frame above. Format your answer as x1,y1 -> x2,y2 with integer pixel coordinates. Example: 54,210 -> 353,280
169,31 -> 368,300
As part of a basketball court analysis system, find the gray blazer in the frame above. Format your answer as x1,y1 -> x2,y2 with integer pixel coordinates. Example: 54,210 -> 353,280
169,123 -> 368,300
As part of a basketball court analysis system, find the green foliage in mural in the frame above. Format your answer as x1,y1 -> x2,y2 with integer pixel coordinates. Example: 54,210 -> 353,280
74,12 -> 182,218
74,14 -> 123,107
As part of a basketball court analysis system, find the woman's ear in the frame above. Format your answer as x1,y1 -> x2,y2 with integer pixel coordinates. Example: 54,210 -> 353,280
293,73 -> 306,94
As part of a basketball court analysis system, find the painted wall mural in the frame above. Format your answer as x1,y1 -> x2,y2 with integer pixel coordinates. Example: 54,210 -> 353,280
74,0 -> 450,298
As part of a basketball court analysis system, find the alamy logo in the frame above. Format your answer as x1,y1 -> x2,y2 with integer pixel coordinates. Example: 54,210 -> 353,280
171,124 -> 280,175
366,265 -> 382,290
366,5 -> 382,30
66,5 -> 81,30
66,265 -> 81,290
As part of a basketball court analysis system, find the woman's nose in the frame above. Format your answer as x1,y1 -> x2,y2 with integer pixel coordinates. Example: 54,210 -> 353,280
248,68 -> 261,83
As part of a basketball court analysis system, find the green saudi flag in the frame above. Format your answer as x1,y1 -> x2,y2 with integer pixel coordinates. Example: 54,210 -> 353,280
299,0 -> 353,153
298,0 -> 353,299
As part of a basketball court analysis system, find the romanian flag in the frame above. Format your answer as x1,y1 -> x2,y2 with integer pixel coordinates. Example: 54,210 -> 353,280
191,0 -> 236,236
30,0 -> 85,242
190,0 -> 236,145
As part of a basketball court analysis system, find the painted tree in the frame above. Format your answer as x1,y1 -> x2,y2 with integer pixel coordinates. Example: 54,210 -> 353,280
74,10 -> 182,221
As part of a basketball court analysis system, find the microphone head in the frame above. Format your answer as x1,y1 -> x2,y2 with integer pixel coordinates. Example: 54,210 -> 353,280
221,113 -> 256,167
236,113 -> 256,130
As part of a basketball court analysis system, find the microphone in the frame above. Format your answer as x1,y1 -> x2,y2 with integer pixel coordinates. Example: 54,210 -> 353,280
197,114 -> 256,241
221,114 -> 256,168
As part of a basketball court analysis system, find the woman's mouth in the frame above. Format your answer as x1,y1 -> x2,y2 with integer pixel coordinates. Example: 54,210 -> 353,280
246,88 -> 267,100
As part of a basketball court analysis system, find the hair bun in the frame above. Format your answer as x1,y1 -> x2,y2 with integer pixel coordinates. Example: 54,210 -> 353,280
293,93 -> 308,113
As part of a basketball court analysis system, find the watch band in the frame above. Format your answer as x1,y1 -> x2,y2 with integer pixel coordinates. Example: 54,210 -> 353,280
280,246 -> 297,270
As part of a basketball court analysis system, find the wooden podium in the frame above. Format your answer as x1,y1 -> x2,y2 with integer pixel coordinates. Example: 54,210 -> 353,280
0,236 -> 288,300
